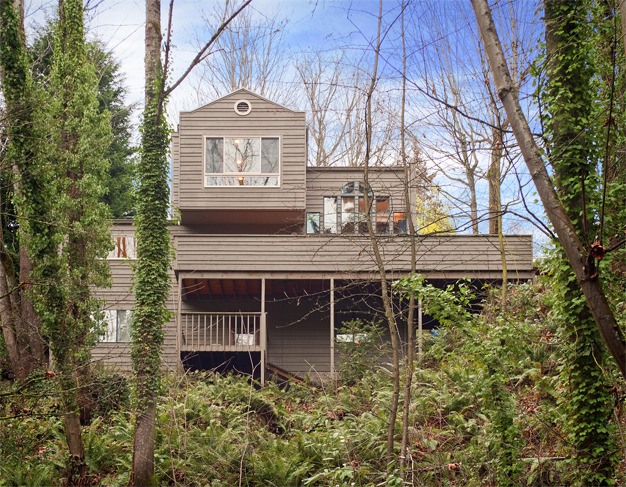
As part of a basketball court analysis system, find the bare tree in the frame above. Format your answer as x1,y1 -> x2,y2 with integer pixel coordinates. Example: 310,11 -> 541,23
296,51 -> 353,166
409,0 -> 532,235
472,0 -> 626,377
194,3 -> 290,104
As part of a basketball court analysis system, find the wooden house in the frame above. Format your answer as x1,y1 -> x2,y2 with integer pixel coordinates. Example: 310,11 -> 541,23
93,89 -> 534,383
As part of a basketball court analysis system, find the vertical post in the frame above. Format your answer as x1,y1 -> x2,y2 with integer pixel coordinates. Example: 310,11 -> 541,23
261,278 -> 266,385
330,278 -> 335,381
417,298 -> 423,363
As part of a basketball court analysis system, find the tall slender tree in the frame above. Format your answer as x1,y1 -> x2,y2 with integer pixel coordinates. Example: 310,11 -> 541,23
473,0 -> 626,481
131,1 -> 252,483
130,1 -> 170,484
44,0 -> 113,481
0,0 -> 47,381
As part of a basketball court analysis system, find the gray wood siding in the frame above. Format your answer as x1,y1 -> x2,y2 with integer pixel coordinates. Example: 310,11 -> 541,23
265,299 -> 331,378
172,132 -> 180,209
92,227 -> 178,371
306,167 -> 408,214
173,233 -> 534,279
176,89 -> 307,213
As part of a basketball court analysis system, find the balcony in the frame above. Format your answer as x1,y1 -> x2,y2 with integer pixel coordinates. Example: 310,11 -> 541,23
180,312 -> 266,352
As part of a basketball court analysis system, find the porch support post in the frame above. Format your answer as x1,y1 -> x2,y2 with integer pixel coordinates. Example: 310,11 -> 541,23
261,278 -> 266,385
330,278 -> 335,380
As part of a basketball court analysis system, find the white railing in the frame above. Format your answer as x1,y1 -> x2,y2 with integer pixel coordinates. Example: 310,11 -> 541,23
180,312 -> 264,352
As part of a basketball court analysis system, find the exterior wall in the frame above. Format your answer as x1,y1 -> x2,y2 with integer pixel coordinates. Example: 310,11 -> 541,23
173,89 -> 307,215
305,166 -> 409,214
265,297 -> 331,379
92,224 -> 178,371
94,88 -> 536,378
173,233 -> 535,280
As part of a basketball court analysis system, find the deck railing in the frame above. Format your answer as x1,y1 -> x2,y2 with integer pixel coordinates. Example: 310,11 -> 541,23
180,312 -> 264,352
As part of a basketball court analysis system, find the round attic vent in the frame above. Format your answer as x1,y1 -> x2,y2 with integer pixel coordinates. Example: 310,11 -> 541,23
234,99 -> 252,116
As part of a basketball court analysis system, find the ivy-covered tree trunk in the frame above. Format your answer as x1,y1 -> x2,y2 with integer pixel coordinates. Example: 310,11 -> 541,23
0,0 -> 47,381
473,0 -> 621,483
130,0 -> 171,484
542,2 -> 616,482
46,0 -> 112,482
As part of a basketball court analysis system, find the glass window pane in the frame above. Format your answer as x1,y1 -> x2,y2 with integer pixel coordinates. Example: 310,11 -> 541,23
117,310 -> 132,342
323,197 -> 338,234
394,212 -> 407,234
224,138 -> 260,173
306,212 -> 320,234
205,138 -> 223,173
101,310 -> 117,342
376,197 -> 390,233
341,196 -> 355,232
261,138 -> 279,173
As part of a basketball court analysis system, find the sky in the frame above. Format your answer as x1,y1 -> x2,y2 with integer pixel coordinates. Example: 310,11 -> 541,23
22,0 -> 548,248
25,0 -> 389,122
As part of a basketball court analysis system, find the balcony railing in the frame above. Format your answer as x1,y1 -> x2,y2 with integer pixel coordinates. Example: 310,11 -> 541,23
180,312 -> 264,352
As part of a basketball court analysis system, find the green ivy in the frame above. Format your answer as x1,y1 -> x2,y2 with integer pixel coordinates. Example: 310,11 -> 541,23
537,1 -> 621,483
130,76 -> 172,408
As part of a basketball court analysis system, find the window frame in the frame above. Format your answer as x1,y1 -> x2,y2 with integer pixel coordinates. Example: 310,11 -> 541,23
305,212 -> 321,234
203,135 -> 282,188
323,182 -> 392,235
99,309 -> 132,343
108,235 -> 137,260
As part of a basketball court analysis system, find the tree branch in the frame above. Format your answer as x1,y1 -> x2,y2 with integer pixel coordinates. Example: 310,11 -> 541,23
163,0 -> 253,98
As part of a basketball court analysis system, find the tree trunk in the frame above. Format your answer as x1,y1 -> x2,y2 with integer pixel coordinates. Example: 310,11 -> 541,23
619,0 -> 626,61
132,403 -> 157,486
0,0 -> 46,381
131,1 -> 168,484
472,0 -> 626,378
399,1 -> 417,477
362,0 -> 401,459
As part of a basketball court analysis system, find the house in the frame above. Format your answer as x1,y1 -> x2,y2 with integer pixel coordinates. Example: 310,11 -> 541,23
93,88 -> 534,383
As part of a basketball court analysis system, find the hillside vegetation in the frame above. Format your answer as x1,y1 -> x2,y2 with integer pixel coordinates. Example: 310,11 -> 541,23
1,280 -> 625,486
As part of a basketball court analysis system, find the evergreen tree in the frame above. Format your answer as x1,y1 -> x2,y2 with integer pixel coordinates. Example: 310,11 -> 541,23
29,28 -> 135,218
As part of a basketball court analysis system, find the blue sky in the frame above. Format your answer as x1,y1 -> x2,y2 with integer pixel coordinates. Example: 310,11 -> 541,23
23,0 -> 548,248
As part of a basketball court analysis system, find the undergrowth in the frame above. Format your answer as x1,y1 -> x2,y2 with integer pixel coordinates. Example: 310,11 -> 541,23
1,281 -> 625,485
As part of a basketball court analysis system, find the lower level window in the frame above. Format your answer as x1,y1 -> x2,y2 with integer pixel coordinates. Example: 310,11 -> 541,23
306,212 -> 320,234
100,309 -> 132,342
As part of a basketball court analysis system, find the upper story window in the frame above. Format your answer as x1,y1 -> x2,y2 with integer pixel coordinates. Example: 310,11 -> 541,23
321,181 -> 393,235
108,235 -> 137,260
205,136 -> 280,187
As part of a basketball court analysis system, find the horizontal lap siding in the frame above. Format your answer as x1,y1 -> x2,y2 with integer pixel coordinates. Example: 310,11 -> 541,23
173,234 -> 534,276
266,300 -> 331,378
177,92 -> 306,211
306,168 -> 408,214
92,230 -> 179,371
171,132 -> 180,209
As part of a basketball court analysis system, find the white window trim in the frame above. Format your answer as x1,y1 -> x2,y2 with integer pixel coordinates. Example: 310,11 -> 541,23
108,235 -> 137,260
203,135 -> 282,188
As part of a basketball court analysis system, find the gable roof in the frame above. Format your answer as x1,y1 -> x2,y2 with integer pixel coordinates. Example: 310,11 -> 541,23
184,88 -> 304,114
